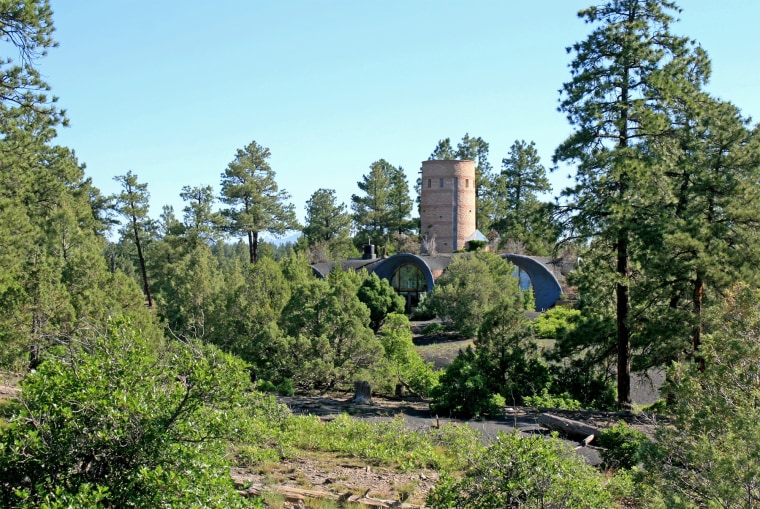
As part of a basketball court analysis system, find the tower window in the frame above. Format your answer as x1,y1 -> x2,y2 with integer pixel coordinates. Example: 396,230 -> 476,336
439,178 -> 444,187
466,179 -> 469,188
427,178 -> 431,188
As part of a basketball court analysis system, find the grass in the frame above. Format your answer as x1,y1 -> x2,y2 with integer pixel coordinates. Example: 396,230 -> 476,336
415,338 -> 474,369
229,403 -> 484,506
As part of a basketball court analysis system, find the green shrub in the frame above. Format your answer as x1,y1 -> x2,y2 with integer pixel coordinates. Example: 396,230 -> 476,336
427,431 -> 614,509
430,347 -> 501,418
523,388 -> 583,410
598,421 -> 648,470
421,322 -> 444,335
0,319 -> 249,508
533,306 -> 581,339
548,363 -> 616,410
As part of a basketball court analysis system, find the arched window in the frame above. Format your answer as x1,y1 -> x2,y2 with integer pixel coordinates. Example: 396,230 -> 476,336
390,264 -> 428,311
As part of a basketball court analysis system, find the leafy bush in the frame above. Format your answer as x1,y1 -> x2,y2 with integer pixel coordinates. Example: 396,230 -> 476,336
523,388 -> 583,410
421,321 -> 444,335
427,431 -> 614,509
0,319 -> 250,508
375,313 -> 439,397
533,306 -> 581,339
430,347 -> 501,418
598,421 -> 648,470
424,251 -> 521,337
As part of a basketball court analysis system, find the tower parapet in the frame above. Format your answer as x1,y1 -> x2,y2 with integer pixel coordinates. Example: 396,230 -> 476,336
419,159 -> 476,253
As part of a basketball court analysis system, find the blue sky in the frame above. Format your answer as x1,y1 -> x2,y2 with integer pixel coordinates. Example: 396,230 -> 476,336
40,1 -> 760,229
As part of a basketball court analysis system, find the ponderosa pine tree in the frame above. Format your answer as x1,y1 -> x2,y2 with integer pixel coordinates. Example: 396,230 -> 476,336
303,188 -> 354,261
351,159 -> 413,251
553,0 -> 708,407
489,140 -> 556,254
179,184 -> 224,248
632,94 -> 760,369
219,141 -> 299,264
113,171 -> 154,308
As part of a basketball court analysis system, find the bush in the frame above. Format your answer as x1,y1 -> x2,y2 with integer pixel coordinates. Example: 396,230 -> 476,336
376,313 -> 439,397
421,322 -> 444,335
0,319 -> 250,508
597,421 -> 648,470
549,363 -> 616,410
523,388 -> 583,410
533,306 -> 581,339
430,347 -> 501,418
427,431 -> 614,509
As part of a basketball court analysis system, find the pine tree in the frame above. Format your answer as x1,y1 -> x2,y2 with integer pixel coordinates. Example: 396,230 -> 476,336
554,0 -> 708,407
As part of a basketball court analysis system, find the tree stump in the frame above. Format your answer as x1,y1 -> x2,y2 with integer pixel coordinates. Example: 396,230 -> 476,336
353,380 -> 372,404
395,383 -> 406,399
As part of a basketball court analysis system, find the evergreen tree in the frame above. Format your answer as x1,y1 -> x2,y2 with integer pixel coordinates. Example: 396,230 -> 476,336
489,140 -> 556,254
633,95 -> 760,368
351,159 -> 413,251
553,0 -> 708,407
179,184 -> 224,248
302,188 -> 354,261
219,140 -> 299,264
113,171 -> 154,308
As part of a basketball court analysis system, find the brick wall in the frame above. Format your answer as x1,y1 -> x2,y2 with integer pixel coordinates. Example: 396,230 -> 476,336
420,160 -> 476,253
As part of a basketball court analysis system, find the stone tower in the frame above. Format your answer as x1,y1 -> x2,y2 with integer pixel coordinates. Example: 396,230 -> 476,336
419,159 -> 476,254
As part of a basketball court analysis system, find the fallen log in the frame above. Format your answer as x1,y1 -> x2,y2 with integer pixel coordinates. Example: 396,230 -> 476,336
537,413 -> 601,441
237,483 -> 424,508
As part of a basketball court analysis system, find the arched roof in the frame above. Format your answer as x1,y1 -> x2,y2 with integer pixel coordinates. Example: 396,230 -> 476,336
370,253 -> 436,291
502,253 -> 563,311
310,252 -> 562,312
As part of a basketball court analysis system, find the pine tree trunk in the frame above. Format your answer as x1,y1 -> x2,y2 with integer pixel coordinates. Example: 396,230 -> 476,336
132,212 -> 152,308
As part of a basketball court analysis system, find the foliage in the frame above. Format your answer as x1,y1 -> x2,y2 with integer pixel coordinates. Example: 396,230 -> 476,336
280,269 -> 382,391
429,347 -> 501,419
598,421 -> 648,471
475,298 -> 551,404
244,413 -> 483,474
488,139 -> 557,255
643,283 -> 760,507
214,256 -> 290,382
427,431 -> 615,509
548,363 -> 617,410
375,313 -> 439,397
351,159 -> 414,250
302,188 -> 355,261
425,251 -> 518,337
0,319 -> 249,508
219,140 -> 299,264
523,388 -> 583,411
533,305 -> 581,339
421,321 -> 444,335
553,0 -> 710,407
357,272 -> 405,332
113,171 -> 154,308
